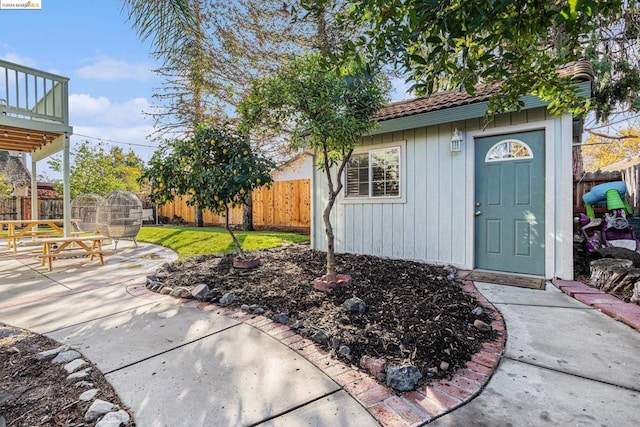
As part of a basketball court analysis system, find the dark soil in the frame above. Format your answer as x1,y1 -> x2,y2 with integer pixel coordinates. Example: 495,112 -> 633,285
0,325 -> 134,426
154,244 -> 497,385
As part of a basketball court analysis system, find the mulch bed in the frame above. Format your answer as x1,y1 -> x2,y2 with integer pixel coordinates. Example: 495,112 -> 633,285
153,244 -> 497,386
0,325 -> 133,426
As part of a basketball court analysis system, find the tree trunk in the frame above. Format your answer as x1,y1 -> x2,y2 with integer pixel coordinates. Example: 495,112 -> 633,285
225,205 -> 245,258
588,258 -> 640,302
243,192 -> 254,231
323,193 -> 337,282
194,205 -> 204,227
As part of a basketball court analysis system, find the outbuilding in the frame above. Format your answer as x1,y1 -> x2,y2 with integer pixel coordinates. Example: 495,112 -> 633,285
311,62 -> 593,280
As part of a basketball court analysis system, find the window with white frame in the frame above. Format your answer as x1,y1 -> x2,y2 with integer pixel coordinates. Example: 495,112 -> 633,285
346,146 -> 400,198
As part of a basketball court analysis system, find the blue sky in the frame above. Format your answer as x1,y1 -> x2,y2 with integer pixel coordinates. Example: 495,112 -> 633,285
0,1 -> 410,178
0,0 -> 162,177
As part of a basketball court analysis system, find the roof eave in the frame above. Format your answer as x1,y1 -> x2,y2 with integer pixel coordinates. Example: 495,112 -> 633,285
369,80 -> 592,136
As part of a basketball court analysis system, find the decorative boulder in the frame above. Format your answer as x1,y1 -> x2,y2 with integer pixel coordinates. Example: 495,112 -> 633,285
386,364 -> 422,391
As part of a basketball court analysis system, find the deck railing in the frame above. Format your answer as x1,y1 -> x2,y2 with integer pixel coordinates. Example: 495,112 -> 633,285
0,59 -> 69,126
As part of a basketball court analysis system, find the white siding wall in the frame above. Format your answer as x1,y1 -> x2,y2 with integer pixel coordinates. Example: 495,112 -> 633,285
312,107 -> 574,278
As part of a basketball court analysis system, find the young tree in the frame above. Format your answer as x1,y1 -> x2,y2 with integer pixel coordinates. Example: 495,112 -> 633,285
239,53 -> 388,286
319,0 -> 637,121
142,123 -> 274,258
48,141 -> 145,199
0,172 -> 12,199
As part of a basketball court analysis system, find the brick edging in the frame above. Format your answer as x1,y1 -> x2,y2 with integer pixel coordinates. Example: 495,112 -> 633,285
128,281 -> 506,427
551,278 -> 640,332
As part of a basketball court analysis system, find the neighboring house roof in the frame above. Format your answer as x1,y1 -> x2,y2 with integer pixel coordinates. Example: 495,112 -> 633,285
600,154 -> 640,172
0,150 -> 30,186
377,61 -> 594,122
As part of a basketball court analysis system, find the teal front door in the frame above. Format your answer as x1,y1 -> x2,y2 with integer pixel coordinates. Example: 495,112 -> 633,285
474,130 -> 545,275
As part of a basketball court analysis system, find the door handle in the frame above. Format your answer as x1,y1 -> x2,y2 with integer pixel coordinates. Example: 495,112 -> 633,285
475,211 -> 482,216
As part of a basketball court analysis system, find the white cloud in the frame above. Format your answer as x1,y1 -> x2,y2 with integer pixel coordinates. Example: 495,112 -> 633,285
69,93 -> 151,127
1,52 -> 36,67
76,56 -> 155,81
69,93 -> 112,119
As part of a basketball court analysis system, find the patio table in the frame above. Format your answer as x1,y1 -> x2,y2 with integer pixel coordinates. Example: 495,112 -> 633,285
0,219 -> 66,253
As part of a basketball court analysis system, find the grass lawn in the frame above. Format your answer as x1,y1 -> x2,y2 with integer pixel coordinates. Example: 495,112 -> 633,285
137,225 -> 310,258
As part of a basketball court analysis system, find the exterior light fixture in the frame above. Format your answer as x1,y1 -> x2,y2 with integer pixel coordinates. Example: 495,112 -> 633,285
451,128 -> 463,153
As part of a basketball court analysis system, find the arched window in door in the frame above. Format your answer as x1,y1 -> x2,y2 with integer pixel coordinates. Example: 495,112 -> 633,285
485,139 -> 533,162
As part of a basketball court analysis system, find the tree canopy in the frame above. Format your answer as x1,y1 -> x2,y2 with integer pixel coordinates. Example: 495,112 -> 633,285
319,0 -> 638,120
0,172 -> 12,199
581,123 -> 640,171
141,123 -> 274,256
48,141 -> 145,199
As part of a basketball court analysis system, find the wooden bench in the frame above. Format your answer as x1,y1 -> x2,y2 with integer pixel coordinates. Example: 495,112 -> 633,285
37,235 -> 109,271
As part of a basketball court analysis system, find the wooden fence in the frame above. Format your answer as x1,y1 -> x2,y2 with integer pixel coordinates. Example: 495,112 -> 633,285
0,197 -> 18,220
157,179 -> 310,232
621,164 -> 640,216
21,197 -> 64,220
0,196 -> 64,220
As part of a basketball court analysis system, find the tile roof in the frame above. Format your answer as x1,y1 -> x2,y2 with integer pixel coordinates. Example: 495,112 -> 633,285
377,61 -> 594,122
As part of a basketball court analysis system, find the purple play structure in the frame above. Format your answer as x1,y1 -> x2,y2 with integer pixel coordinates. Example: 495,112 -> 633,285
579,181 -> 640,253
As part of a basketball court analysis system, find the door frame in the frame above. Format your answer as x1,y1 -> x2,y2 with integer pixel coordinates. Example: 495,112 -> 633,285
464,118 -> 572,279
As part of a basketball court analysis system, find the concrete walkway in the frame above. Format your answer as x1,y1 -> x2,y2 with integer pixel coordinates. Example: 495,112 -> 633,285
4,239 -> 640,426
0,242 -> 378,426
432,282 -> 640,426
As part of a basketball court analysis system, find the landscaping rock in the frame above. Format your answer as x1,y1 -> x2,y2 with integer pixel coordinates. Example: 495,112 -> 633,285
254,307 -> 265,315
52,350 -> 81,364
312,331 -> 329,345
241,304 -> 251,311
67,368 -> 92,382
84,399 -> 116,422
291,321 -> 303,330
78,389 -> 99,401
343,297 -> 366,314
338,345 -> 352,361
471,306 -> 484,316
473,319 -> 492,332
330,337 -> 341,349
360,355 -> 386,381
36,345 -> 69,361
219,292 -> 235,305
440,361 -> 450,371
64,359 -> 88,373
0,327 -> 21,338
159,287 -> 173,295
273,313 -> 289,324
205,288 -> 222,302
191,284 -> 209,300
74,381 -> 94,388
96,410 -> 130,427
386,364 -> 422,391
170,287 -> 188,297
151,283 -> 163,292
146,280 -> 162,289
